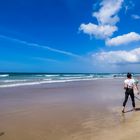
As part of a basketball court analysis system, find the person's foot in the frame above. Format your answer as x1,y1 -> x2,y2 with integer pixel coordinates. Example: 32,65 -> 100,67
133,107 -> 136,111
122,107 -> 125,113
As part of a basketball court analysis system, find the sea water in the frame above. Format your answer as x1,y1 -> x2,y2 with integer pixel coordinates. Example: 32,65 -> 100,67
0,73 -> 139,88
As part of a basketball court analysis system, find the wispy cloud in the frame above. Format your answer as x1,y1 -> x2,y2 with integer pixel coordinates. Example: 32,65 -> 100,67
124,0 -> 135,14
0,34 -> 81,59
131,14 -> 140,20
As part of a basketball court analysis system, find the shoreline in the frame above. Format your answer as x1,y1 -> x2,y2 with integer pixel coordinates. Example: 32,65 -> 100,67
0,77 -> 124,88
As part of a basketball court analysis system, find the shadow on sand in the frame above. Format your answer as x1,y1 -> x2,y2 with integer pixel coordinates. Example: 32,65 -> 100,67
135,108 -> 140,111
122,96 -> 140,113
123,108 -> 140,113
0,132 -> 5,136
123,109 -> 133,113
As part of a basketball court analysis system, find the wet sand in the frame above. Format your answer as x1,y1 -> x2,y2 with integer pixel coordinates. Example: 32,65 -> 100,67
0,78 -> 140,140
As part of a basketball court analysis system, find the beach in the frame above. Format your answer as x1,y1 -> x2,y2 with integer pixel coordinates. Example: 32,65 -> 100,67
0,78 -> 140,140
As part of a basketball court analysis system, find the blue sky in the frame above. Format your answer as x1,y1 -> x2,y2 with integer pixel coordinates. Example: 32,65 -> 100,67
0,0 -> 140,73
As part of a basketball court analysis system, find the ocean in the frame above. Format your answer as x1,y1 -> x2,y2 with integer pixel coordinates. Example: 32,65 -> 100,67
0,73 -> 139,88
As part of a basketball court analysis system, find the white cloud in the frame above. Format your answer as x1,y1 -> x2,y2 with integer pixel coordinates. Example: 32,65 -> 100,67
92,47 -> 140,64
79,0 -> 124,39
131,14 -> 140,19
93,0 -> 124,25
79,0 -> 140,47
106,32 -> 140,46
79,23 -> 118,39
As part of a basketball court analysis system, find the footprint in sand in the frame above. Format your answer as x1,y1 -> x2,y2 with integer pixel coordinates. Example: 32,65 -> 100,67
0,132 -> 5,136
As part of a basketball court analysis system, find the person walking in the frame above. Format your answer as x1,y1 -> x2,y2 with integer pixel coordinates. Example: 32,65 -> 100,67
122,73 -> 139,113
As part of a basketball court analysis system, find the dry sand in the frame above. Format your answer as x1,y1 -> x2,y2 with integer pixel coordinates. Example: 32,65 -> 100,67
0,78 -> 140,140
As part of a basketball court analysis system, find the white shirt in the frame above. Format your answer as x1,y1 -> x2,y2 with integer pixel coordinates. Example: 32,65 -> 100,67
124,79 -> 135,89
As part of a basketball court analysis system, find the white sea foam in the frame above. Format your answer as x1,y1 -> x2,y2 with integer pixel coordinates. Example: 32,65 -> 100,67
45,74 -> 60,77
0,74 -> 9,77
63,74 -> 86,77
2,79 -> 29,83
0,73 -> 123,88
36,75 -> 44,77
0,78 -> 98,88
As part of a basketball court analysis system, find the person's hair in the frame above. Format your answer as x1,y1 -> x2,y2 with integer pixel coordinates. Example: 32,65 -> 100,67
127,73 -> 132,78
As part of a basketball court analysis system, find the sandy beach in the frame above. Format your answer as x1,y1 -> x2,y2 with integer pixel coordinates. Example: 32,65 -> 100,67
0,78 -> 140,140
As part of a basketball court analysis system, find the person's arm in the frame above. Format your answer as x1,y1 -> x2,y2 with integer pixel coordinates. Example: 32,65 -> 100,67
133,80 -> 139,94
135,84 -> 139,94
124,83 -> 127,90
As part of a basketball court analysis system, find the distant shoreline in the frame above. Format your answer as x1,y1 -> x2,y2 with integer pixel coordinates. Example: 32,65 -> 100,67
0,73 -> 128,88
